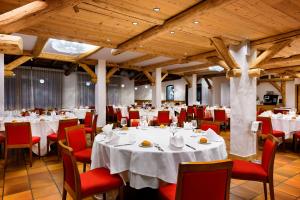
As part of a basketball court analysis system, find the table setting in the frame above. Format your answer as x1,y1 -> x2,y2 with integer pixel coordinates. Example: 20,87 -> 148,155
91,123 -> 227,189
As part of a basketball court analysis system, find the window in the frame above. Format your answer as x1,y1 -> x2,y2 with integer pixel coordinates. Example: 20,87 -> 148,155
166,85 -> 174,101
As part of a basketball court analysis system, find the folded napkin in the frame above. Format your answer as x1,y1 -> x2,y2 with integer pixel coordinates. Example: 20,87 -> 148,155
106,132 -> 120,145
169,135 -> 184,149
205,128 -> 223,142
102,124 -> 113,134
183,122 -> 192,129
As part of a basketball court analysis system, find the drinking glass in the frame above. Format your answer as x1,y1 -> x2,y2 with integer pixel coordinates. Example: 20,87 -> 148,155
191,120 -> 197,131
120,117 -> 127,128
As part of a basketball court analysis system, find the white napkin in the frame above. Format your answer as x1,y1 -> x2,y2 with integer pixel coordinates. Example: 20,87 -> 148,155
169,135 -> 184,149
102,124 -> 113,134
51,111 -> 56,117
205,128 -> 223,142
106,132 -> 120,145
183,122 -> 192,129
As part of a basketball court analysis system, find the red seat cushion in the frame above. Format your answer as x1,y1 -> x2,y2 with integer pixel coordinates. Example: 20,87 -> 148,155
159,184 -> 176,200
0,134 -> 5,143
32,136 -> 40,144
74,148 -> 92,163
204,117 -> 213,121
47,133 -> 58,141
232,160 -> 267,181
272,130 -> 285,137
295,132 -> 300,139
80,168 -> 122,197
85,127 -> 93,133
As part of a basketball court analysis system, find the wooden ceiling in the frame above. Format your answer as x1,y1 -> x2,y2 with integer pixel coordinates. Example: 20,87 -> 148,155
1,0 -> 300,82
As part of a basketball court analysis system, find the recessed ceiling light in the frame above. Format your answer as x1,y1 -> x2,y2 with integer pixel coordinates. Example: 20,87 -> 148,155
153,7 -> 160,12
106,38 -> 111,42
134,87 -> 138,90
145,85 -> 148,89
193,21 -> 199,24
121,84 -> 125,88
86,81 -> 91,86
132,22 -> 138,25
170,31 -> 175,34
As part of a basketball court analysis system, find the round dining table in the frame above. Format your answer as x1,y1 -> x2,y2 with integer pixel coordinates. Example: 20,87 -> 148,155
91,127 -> 227,189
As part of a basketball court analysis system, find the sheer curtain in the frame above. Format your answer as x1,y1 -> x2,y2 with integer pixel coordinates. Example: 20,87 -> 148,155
77,73 -> 95,107
4,67 -> 63,110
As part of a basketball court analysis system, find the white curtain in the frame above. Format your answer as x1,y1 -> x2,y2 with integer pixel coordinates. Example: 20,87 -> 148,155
77,73 -> 95,107
4,67 -> 63,110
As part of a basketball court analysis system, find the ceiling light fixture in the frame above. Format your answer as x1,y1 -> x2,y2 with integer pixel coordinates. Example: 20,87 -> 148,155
50,39 -> 97,55
153,7 -> 160,12
121,84 -> 125,88
134,87 -> 138,90
86,81 -> 91,86
132,22 -> 138,25
39,79 -> 45,84
193,21 -> 199,24
170,31 -> 175,34
106,38 -> 111,42
208,65 -> 224,72
145,85 -> 148,89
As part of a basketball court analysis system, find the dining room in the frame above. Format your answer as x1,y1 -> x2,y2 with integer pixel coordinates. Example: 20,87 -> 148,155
0,0 -> 300,200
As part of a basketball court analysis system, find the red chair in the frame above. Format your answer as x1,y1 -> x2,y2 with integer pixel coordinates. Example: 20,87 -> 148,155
107,105 -> 115,123
4,122 -> 41,167
159,160 -> 233,200
187,106 -> 194,120
200,120 -> 221,134
66,125 -> 91,172
232,135 -> 278,200
116,108 -> 122,124
257,117 -> 285,151
130,119 -> 140,127
84,112 -> 93,128
85,114 -> 98,142
177,108 -> 186,127
129,110 -> 140,120
59,141 -> 123,200
47,119 -> 78,156
0,132 -> 5,158
157,111 -> 171,126
292,132 -> 300,151
214,109 -> 228,128
196,107 -> 213,121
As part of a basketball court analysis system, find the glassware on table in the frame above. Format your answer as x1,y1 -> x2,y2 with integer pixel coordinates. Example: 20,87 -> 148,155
191,120 -> 197,132
120,117 -> 127,128
170,122 -> 177,136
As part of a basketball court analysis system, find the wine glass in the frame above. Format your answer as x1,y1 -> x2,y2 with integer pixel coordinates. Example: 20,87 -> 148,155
120,117 -> 127,128
191,120 -> 197,132
170,122 -> 177,136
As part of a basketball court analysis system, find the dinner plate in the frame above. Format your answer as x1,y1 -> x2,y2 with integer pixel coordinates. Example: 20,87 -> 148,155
139,144 -> 153,148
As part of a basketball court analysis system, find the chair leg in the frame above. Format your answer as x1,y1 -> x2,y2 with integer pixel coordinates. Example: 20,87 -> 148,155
282,136 -> 286,151
263,182 -> 267,200
29,147 -> 32,167
38,142 -> 41,159
83,163 -> 86,172
103,193 -> 106,200
62,188 -> 67,200
47,139 -> 49,155
269,180 -> 275,200
4,147 -> 8,168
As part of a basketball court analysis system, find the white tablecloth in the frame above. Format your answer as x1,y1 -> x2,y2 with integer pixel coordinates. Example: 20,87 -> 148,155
205,107 -> 231,119
91,127 -> 227,189
71,108 -> 91,119
271,118 -> 300,139
0,115 -> 77,156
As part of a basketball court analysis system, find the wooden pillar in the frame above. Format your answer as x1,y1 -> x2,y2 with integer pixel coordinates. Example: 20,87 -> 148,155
152,68 -> 161,108
281,81 -> 286,107
229,42 -> 257,158
0,54 -> 4,112
95,60 -> 106,126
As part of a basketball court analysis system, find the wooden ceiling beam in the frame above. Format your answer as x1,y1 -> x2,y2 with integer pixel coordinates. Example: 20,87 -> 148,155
112,0 -> 234,54
76,46 -> 103,61
0,0 -> 82,34
204,78 -> 212,89
183,76 -> 191,88
269,82 -> 281,93
32,36 -> 48,57
143,58 -> 190,71
258,78 -> 294,82
261,54 -> 300,69
5,56 -> 32,71
161,73 -> 169,82
142,70 -> 155,85
78,63 -> 97,83
250,39 -> 292,68
210,37 -> 239,69
168,63 -> 211,74
120,54 -> 157,66
106,67 -> 119,82
206,56 -> 230,70
265,66 -> 300,74
4,70 -> 15,77
0,34 -> 23,55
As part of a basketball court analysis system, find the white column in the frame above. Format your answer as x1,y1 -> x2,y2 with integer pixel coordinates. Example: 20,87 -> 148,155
0,54 -> 4,112
95,60 -> 106,127
230,42 -> 257,157
188,74 -> 197,105
152,68 -> 161,108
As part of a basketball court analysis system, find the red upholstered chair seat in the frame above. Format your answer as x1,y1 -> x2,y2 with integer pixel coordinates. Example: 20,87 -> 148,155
272,130 -> 285,137
204,117 -> 213,121
232,160 -> 267,181
47,133 -> 58,141
85,127 -> 93,133
32,136 -> 41,144
295,132 -> 300,139
74,148 -> 92,163
80,168 -> 123,197
159,184 -> 176,200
